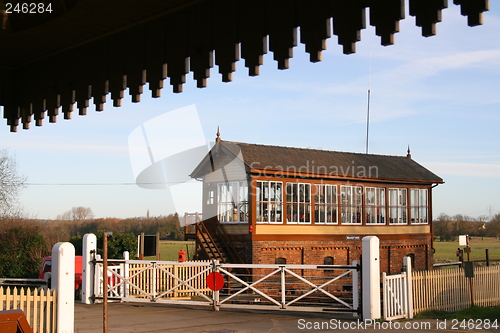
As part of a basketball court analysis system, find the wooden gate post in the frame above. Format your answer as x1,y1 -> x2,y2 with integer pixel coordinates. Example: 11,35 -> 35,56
82,233 -> 97,304
123,251 -> 130,298
52,242 -> 75,333
403,256 -> 414,319
362,236 -> 381,320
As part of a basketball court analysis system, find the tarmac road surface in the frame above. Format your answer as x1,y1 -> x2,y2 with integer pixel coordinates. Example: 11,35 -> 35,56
74,302 -> 498,333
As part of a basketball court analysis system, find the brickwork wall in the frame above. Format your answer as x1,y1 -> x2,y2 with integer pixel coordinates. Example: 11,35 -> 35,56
231,240 -> 253,264
247,237 -> 432,273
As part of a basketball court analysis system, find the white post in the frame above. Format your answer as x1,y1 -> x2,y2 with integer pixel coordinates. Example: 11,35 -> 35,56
82,233 -> 97,304
362,236 -> 381,320
52,242 -> 75,333
213,260 -> 220,312
403,256 -> 414,319
123,251 -> 130,299
94,254 -> 102,298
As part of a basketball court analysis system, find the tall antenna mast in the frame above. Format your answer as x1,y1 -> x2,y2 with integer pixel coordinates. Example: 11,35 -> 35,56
365,46 -> 372,154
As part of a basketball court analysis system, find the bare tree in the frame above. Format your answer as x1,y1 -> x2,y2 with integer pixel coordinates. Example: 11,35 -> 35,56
56,210 -> 72,220
0,149 -> 27,217
57,206 -> 94,221
71,206 -> 94,220
486,213 -> 500,239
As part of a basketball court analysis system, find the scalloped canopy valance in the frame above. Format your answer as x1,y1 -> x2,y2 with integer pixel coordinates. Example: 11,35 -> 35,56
0,0 -> 489,131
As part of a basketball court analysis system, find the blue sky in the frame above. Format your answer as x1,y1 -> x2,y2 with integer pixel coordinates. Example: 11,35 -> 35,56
1,4 -> 499,220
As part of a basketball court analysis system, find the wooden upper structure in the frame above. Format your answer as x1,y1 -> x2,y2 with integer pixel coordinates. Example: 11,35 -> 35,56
0,0 -> 489,131
192,139 -> 443,229
189,139 -> 443,269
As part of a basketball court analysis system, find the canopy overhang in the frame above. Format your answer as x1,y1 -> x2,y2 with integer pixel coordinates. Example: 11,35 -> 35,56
0,0 -> 489,132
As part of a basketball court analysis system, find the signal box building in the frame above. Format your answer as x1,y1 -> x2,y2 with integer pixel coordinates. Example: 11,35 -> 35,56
189,136 -> 443,273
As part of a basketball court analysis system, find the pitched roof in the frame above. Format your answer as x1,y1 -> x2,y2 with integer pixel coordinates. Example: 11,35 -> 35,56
191,141 -> 443,184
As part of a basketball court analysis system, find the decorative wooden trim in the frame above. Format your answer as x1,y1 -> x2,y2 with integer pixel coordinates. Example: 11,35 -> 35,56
2,0 -> 489,131
251,232 -> 432,242
250,168 -> 443,185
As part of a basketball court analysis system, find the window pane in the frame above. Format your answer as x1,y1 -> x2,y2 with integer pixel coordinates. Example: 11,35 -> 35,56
409,188 -> 428,224
286,183 -> 293,202
420,206 -> 427,223
270,182 -> 277,201
366,187 -> 385,224
313,185 -> 338,224
257,181 -> 283,224
400,189 -> 407,205
287,183 -> 311,224
367,188 -> 375,205
389,188 -> 406,224
420,189 -> 427,206
341,185 -> 361,224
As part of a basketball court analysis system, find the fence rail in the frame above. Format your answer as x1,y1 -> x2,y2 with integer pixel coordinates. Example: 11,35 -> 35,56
412,265 -> 500,313
0,286 -> 57,333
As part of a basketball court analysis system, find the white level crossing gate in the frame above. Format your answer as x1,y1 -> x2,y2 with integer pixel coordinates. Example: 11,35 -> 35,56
382,256 -> 414,321
92,259 -> 361,314
82,234 -> 383,320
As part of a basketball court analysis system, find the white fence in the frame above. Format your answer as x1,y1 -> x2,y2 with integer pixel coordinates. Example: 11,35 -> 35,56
383,260 -> 500,318
0,242 -> 74,333
412,264 -> 500,313
0,286 -> 57,333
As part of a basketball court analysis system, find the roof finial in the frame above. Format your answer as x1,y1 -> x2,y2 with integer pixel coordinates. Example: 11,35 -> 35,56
216,126 -> 221,143
407,145 -> 411,159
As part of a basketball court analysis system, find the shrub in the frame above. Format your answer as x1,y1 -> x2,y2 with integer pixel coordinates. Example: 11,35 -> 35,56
0,225 -> 49,278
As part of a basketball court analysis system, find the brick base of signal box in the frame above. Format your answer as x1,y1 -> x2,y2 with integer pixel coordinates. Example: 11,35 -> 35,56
233,235 -> 433,274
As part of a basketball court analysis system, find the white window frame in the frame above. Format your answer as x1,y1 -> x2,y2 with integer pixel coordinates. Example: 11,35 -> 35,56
256,181 -> 283,224
207,190 -> 214,205
389,188 -> 407,224
341,185 -> 362,225
314,184 -> 338,224
410,188 -> 428,224
286,183 -> 312,224
217,181 -> 248,223
365,187 -> 386,224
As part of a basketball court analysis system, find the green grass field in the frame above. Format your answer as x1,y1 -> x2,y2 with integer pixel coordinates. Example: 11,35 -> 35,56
144,241 -> 195,261
433,237 -> 500,264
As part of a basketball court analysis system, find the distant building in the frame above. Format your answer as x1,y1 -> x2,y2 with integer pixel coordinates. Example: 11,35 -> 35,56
189,134 -> 443,272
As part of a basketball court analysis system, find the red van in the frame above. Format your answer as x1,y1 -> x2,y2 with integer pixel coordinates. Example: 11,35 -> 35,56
39,256 -> 83,298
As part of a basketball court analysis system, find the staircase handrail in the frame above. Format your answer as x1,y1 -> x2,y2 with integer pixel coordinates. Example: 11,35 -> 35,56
196,219 -> 226,263
212,220 -> 246,265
